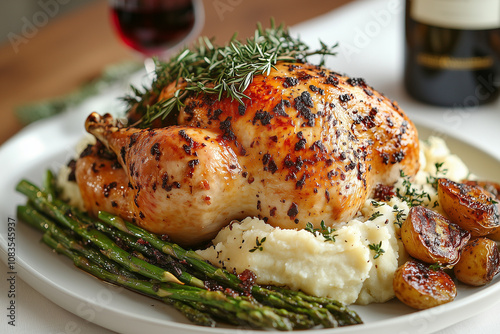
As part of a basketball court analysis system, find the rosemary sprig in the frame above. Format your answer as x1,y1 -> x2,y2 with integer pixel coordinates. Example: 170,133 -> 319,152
126,20 -> 338,128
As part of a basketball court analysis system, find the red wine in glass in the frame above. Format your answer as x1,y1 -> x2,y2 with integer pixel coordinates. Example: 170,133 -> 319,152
110,0 -> 202,57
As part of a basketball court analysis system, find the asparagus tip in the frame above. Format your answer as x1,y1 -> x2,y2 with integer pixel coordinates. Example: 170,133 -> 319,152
165,272 -> 184,284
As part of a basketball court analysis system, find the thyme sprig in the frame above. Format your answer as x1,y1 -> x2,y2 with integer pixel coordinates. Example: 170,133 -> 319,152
368,211 -> 383,221
370,200 -> 385,208
427,162 -> 448,190
249,236 -> 267,252
368,241 -> 385,259
392,204 -> 407,228
396,170 -> 431,208
305,221 -> 337,242
429,263 -> 444,271
125,20 -> 338,128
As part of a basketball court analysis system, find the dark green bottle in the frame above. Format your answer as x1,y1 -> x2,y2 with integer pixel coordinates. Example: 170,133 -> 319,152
404,0 -> 500,107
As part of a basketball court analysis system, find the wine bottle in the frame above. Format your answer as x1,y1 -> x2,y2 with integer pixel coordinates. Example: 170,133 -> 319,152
404,0 -> 500,107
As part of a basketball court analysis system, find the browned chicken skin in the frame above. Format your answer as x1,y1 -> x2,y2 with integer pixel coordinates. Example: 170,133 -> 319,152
76,62 -> 419,246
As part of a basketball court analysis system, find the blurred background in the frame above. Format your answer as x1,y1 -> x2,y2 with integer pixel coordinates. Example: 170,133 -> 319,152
0,0 -> 348,145
1,0 -> 94,44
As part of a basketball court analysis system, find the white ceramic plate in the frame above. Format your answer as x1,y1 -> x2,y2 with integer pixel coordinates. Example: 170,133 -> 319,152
1,100 -> 500,334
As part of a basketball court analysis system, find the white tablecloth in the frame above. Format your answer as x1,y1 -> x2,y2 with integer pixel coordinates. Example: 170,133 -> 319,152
2,0 -> 500,333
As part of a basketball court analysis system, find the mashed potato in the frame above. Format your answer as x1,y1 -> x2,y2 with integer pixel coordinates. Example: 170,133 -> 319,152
197,207 -> 403,305
197,136 -> 470,305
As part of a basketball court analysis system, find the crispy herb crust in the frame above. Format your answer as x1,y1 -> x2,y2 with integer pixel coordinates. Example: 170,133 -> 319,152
124,21 -> 337,128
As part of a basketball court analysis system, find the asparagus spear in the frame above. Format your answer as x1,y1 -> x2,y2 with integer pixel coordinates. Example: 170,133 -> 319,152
31,213 -> 215,326
42,169 -> 57,200
16,180 -> 181,284
269,286 -> 363,326
17,204 -> 129,276
40,232 -> 217,327
91,218 -> 206,288
98,212 -> 241,285
30,176 -> 203,287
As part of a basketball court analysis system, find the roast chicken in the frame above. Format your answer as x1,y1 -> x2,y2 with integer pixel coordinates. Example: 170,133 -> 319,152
76,62 -> 419,246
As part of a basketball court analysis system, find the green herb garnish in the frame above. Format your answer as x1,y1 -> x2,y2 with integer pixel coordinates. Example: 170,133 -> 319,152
125,20 -> 338,128
368,241 -> 385,259
392,205 -> 407,228
429,263 -> 443,271
249,236 -> 267,252
371,200 -> 385,208
305,221 -> 337,242
368,211 -> 383,221
427,162 -> 448,190
396,170 -> 431,207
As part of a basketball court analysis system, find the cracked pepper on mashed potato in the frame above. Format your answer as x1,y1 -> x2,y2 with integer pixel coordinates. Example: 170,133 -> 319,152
196,136 -> 470,305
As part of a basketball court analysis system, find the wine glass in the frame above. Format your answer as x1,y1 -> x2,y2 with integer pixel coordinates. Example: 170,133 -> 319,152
108,0 -> 204,75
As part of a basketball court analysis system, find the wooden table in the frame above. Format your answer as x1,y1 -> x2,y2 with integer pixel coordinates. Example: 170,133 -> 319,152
0,0 -> 352,145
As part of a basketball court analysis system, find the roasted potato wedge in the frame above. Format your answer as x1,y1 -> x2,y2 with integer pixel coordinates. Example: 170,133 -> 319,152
393,260 -> 456,310
454,237 -> 500,286
462,180 -> 500,240
462,180 -> 500,200
401,206 -> 470,265
437,178 -> 500,236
